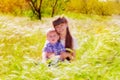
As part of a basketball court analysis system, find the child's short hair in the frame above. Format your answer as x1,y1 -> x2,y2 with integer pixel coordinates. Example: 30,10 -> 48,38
46,28 -> 58,36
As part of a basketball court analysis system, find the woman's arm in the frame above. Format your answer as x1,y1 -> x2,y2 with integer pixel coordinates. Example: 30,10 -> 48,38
60,51 -> 75,61
72,50 -> 76,60
72,37 -> 78,60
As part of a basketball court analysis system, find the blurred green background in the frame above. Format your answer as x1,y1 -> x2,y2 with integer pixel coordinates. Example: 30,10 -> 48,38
0,0 -> 120,80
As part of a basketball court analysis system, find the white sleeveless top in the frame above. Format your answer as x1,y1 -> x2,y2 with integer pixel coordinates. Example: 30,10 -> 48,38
60,38 -> 78,50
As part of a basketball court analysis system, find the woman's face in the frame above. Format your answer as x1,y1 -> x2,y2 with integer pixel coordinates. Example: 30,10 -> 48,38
55,23 -> 67,35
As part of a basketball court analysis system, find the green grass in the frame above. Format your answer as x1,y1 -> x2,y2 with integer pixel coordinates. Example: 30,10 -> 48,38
0,14 -> 120,80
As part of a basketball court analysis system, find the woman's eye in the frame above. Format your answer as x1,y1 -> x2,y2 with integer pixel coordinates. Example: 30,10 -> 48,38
61,24 -> 65,26
54,35 -> 56,37
57,26 -> 60,29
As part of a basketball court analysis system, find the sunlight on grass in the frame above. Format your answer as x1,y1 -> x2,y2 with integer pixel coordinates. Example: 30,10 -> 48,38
0,14 -> 120,80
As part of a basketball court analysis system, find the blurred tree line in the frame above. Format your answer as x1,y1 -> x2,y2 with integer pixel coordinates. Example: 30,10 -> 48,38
0,0 -> 120,19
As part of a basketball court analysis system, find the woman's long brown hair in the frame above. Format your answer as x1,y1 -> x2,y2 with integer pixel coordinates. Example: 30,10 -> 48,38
53,17 -> 73,52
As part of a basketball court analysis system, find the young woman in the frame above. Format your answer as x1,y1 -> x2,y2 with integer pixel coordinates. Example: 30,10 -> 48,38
42,16 -> 77,63
52,17 -> 77,61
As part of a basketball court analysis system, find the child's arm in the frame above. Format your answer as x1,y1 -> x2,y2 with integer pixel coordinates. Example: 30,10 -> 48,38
42,52 -> 55,63
42,52 -> 47,63
42,42 -> 56,62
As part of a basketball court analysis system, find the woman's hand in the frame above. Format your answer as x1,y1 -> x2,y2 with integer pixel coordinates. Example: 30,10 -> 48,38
60,52 -> 74,61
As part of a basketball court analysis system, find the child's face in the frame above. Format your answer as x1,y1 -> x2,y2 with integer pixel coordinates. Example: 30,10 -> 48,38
47,31 -> 59,44
55,23 -> 67,35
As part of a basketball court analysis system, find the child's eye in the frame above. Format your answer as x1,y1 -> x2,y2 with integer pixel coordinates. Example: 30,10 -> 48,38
49,36 -> 52,38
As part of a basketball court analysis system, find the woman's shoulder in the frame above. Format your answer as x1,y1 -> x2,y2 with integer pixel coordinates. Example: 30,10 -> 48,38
72,37 -> 79,50
60,39 -> 65,46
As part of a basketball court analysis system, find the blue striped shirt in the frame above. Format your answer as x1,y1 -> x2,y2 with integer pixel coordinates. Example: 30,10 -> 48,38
43,41 -> 65,55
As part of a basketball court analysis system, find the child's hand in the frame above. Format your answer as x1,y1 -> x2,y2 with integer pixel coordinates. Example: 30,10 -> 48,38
47,53 -> 55,59
49,53 -> 55,58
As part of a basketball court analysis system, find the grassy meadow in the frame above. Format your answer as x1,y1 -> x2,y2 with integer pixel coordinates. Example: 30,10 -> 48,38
0,14 -> 120,80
